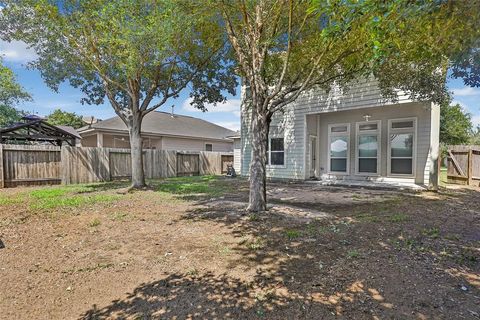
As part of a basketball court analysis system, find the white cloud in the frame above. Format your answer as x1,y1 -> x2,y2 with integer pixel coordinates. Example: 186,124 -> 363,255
472,115 -> 480,128
182,97 -> 241,116
451,100 -> 470,112
451,87 -> 480,97
214,121 -> 240,131
0,40 -> 38,63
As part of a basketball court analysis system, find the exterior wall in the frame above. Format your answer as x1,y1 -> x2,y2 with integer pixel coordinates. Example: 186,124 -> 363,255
315,102 -> 434,184
80,135 -> 97,147
80,132 -> 232,152
233,138 -> 241,173
240,78 -> 439,186
161,136 -> 233,152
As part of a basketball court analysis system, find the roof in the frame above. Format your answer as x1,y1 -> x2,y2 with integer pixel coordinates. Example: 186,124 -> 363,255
56,125 -> 82,139
226,131 -> 241,139
78,111 -> 237,140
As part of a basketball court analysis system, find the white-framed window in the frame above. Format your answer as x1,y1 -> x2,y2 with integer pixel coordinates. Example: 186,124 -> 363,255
205,143 -> 213,151
267,137 -> 285,166
388,118 -> 417,176
355,121 -> 381,175
328,123 -> 350,174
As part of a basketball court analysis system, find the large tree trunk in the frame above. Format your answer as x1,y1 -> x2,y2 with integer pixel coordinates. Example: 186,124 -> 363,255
247,110 -> 270,212
128,119 -> 146,188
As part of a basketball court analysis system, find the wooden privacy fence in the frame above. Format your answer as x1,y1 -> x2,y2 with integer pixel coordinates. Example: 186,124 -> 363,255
0,144 -> 233,187
447,145 -> 480,186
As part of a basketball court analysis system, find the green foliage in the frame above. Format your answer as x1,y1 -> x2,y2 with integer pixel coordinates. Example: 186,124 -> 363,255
0,0 -> 236,111
388,213 -> 409,223
88,218 -> 101,227
0,104 -> 24,127
46,109 -> 84,129
0,0 -> 237,186
0,58 -> 30,126
0,58 -> 31,106
347,249 -> 361,259
284,229 -> 301,240
440,103 -> 473,145
0,185 -> 119,212
470,126 -> 480,145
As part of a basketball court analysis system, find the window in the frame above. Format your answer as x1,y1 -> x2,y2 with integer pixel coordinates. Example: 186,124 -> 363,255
268,137 -> 284,166
205,144 -> 213,151
356,121 -> 380,175
328,124 -> 350,173
388,118 -> 416,176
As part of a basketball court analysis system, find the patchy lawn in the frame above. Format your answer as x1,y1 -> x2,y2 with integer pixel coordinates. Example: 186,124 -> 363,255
0,176 -> 478,319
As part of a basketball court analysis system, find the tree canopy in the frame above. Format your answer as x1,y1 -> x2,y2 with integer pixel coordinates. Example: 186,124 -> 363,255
46,109 -> 84,129
440,102 -> 473,146
0,0 -> 237,187
215,0 -> 480,211
0,58 -> 30,126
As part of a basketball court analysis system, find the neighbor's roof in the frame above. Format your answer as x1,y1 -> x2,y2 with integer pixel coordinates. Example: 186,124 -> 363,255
56,125 -> 82,139
78,111 -> 236,140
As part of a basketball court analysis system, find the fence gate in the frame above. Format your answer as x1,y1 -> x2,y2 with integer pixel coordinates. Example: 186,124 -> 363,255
447,145 -> 480,186
109,151 -> 132,179
177,153 -> 200,176
221,155 -> 234,174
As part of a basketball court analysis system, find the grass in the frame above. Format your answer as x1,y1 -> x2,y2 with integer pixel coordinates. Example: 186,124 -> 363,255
89,218 -> 101,227
285,229 -> 301,240
422,227 -> 440,239
388,213 -> 409,223
347,249 -> 361,259
155,175 -> 229,197
110,211 -> 130,222
440,167 -> 448,187
0,185 -> 120,213
356,213 -> 381,223
245,237 -> 266,251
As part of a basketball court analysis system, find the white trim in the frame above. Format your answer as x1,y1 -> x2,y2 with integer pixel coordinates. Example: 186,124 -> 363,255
309,135 -> 318,178
387,117 -> 417,177
267,135 -> 286,168
355,120 -> 381,176
327,123 -> 350,175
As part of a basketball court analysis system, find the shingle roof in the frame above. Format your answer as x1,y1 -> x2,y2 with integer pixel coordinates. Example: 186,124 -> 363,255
78,111 -> 236,140
56,125 -> 82,139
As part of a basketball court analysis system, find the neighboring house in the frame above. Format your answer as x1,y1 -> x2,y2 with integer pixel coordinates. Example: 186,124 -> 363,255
241,78 -> 440,188
78,111 -> 236,152
226,132 -> 241,173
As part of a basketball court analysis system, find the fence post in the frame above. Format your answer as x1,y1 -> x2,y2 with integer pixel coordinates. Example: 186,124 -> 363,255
468,149 -> 473,186
0,144 -> 4,188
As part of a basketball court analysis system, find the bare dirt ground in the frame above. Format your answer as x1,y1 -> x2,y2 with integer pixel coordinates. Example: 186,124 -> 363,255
0,177 -> 479,319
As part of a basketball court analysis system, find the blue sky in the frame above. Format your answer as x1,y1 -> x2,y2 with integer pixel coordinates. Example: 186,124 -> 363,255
1,39 -> 480,131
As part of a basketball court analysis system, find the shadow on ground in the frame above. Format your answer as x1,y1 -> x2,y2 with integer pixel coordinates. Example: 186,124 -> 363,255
81,181 -> 480,319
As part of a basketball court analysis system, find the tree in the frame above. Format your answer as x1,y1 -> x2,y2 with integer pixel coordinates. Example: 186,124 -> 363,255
470,126 -> 480,145
440,103 -> 472,145
0,58 -> 30,126
216,0 -> 480,212
46,109 -> 84,129
0,0 -> 236,188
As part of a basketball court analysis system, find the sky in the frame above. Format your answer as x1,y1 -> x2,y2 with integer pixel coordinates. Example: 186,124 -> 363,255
1,39 -> 480,131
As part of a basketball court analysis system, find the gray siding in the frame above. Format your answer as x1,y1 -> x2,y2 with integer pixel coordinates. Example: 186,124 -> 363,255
241,78 -> 439,185
233,138 -> 242,173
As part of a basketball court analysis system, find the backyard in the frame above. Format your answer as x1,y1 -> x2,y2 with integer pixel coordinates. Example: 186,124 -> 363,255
0,176 -> 479,319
